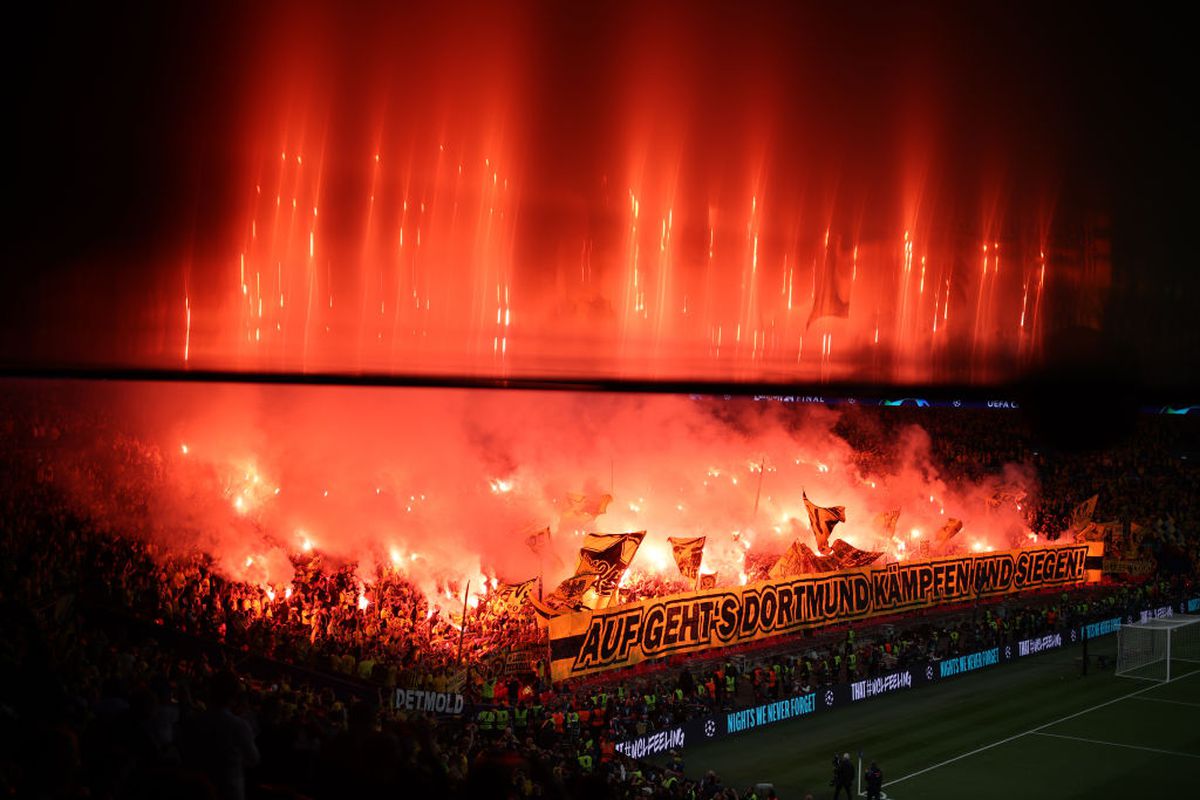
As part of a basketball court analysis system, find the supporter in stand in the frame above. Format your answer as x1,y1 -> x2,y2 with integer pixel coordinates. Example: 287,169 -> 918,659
179,671 -> 261,800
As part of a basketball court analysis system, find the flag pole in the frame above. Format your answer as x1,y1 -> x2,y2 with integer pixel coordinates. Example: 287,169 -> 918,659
535,527 -> 546,600
456,579 -> 470,664
752,457 -> 766,517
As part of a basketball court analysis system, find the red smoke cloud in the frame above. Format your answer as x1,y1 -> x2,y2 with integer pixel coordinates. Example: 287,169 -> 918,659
33,380 -> 1036,609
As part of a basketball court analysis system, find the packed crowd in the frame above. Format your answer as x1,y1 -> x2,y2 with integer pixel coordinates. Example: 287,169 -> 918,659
835,407 -> 1200,557
7,475 -> 1190,800
3,387 -> 1199,799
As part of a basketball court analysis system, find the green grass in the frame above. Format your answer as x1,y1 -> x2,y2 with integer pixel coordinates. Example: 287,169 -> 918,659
675,640 -> 1200,799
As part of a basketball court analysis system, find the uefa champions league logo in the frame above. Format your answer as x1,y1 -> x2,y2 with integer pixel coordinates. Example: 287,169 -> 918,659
704,719 -> 717,738
824,690 -> 835,707
1070,629 -> 1078,642
1005,646 -> 1012,659
925,665 -> 934,681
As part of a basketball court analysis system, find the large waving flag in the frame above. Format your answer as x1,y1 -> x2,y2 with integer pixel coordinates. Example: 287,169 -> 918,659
873,509 -> 901,539
668,536 -> 706,580
771,539 -> 883,578
530,572 -> 600,621
525,526 -> 551,555
769,540 -> 809,580
559,493 -> 615,539
575,531 -> 646,602
1068,495 -> 1099,533
935,518 -> 963,543
804,492 -> 846,554
826,539 -> 885,569
493,577 -> 539,614
567,492 -> 613,516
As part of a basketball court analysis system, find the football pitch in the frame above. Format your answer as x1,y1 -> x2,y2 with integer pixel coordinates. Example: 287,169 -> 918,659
676,637 -> 1200,799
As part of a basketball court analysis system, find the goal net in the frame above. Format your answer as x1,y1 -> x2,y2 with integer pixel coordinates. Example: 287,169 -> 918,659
1115,614 -> 1200,682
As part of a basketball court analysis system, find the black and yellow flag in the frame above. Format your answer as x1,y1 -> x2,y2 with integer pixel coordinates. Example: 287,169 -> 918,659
575,531 -> 646,602
1068,495 -> 1099,533
874,509 -> 901,539
530,571 -> 600,620
769,540 -> 810,580
525,526 -> 551,555
668,536 -> 706,580
823,539 -> 884,569
566,492 -> 613,518
493,577 -> 539,614
935,518 -> 963,544
770,538 -> 883,578
804,492 -> 846,555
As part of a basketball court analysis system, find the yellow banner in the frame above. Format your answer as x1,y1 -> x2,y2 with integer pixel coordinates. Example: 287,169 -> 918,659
549,542 -> 1092,682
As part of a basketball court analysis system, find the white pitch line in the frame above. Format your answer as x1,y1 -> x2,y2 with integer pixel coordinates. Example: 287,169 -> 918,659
884,668 -> 1200,789
1131,695 -> 1200,709
1033,731 -> 1200,759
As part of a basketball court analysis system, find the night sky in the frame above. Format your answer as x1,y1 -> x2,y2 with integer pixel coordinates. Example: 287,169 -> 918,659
2,1 -> 1196,392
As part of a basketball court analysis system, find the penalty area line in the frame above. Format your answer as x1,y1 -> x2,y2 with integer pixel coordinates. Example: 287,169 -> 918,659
1130,695 -> 1200,709
883,668 -> 1200,789
1032,731 -> 1200,759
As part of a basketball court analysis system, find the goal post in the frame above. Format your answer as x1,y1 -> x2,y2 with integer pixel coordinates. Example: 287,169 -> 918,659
1115,614 -> 1200,682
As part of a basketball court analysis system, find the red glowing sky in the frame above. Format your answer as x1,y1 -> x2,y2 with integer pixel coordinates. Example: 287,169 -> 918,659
2,2 -> 1197,389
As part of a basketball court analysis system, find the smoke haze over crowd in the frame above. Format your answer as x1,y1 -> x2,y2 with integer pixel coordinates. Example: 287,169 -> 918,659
24,381 -> 1037,609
